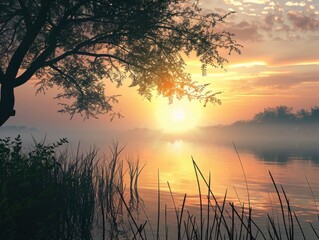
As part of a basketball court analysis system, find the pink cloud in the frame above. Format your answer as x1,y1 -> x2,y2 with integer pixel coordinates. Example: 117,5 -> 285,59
224,21 -> 263,41
287,11 -> 319,31
253,71 -> 319,89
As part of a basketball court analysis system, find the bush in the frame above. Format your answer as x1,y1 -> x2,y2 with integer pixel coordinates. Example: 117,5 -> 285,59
0,136 -> 95,240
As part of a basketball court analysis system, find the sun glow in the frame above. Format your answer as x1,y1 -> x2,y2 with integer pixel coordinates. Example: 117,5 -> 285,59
171,108 -> 185,122
156,99 -> 202,132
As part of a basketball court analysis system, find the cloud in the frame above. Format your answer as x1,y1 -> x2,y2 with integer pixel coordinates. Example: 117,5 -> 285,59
285,1 -> 306,7
261,12 -> 286,31
224,21 -> 263,41
243,0 -> 269,4
287,61 -> 319,66
202,0 -> 319,41
229,61 -> 267,68
287,11 -> 319,30
224,0 -> 243,6
265,13 -> 284,25
253,71 -> 319,89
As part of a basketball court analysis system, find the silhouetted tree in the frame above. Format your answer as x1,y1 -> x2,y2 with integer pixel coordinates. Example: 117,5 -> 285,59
297,106 -> 319,123
0,0 -> 241,126
253,106 -> 296,124
297,108 -> 311,122
310,106 -> 319,122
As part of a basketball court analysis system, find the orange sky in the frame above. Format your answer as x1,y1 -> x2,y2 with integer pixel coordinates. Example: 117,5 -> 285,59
4,0 -> 319,133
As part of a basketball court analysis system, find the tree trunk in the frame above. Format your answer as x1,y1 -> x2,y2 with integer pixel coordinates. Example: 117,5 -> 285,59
0,83 -> 16,127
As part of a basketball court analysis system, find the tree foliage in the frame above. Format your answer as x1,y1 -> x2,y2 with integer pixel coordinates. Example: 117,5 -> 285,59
252,106 -> 319,124
0,0 -> 241,126
253,106 -> 296,123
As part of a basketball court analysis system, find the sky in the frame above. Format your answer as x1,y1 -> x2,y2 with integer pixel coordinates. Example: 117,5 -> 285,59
4,0 -> 319,134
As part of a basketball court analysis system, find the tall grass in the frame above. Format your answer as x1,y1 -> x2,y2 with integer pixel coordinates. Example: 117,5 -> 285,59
94,142 -> 145,239
0,137 -> 141,240
123,159 -> 319,240
0,136 -> 96,240
1,136 -> 319,239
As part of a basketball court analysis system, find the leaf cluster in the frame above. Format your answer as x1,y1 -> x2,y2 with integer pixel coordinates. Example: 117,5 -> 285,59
0,0 -> 241,119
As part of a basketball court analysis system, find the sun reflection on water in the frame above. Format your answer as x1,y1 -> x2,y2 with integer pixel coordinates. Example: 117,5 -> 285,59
167,139 -> 185,152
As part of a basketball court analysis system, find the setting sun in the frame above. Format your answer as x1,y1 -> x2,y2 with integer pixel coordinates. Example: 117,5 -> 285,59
171,108 -> 185,122
156,99 -> 202,132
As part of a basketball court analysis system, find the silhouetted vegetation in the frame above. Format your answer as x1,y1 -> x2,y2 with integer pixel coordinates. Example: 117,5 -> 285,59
1,136 -> 319,239
0,136 -> 142,240
196,106 -> 319,143
233,105 -> 319,126
0,0 -> 241,126
0,136 -> 95,240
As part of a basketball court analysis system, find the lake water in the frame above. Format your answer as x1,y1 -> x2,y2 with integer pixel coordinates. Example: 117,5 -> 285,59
104,131 -> 319,239
2,128 -> 319,239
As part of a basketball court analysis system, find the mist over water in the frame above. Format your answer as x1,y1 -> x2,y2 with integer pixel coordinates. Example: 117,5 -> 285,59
118,124 -> 319,239
2,122 -> 319,238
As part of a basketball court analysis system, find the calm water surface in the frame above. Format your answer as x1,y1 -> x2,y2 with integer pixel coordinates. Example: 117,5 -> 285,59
3,129 -> 319,238
110,134 -> 319,238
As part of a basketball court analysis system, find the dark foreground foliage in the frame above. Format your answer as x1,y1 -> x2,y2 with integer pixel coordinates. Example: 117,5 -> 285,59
1,136 -> 319,240
0,136 -> 95,240
0,136 -> 142,240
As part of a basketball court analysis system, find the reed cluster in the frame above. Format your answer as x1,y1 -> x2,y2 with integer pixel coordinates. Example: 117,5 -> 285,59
124,159 -> 319,240
0,136 -> 142,240
1,136 -> 319,239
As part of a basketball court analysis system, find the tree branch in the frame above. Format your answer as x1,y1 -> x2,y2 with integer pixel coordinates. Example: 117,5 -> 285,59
43,48 -> 145,71
12,1 -> 93,87
75,51 -> 135,66
49,64 -> 84,96
5,0 -> 50,81
13,44 -> 56,88
17,0 -> 32,31
0,68 -> 4,84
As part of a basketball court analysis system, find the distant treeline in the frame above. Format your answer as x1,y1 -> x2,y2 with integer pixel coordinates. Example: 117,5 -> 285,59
194,106 -> 319,144
233,105 -> 319,126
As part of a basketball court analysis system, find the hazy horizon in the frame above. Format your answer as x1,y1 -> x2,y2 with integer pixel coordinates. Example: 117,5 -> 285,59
2,1 -> 319,239
3,0 -> 319,133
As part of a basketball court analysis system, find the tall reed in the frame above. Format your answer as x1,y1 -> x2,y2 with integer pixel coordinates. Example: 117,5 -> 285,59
0,136 -> 96,240
2,136 -> 319,239
0,137 -> 142,240
123,158 -> 319,240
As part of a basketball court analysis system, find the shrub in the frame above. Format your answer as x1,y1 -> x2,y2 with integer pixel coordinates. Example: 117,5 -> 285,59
0,136 -> 95,240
